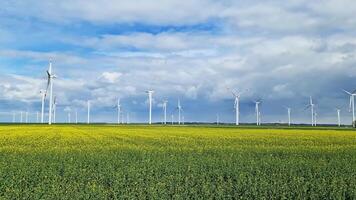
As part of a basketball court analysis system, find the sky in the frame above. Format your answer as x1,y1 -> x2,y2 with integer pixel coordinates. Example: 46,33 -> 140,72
0,0 -> 356,124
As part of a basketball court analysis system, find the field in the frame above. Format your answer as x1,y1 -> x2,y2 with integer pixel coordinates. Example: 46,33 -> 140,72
0,125 -> 355,199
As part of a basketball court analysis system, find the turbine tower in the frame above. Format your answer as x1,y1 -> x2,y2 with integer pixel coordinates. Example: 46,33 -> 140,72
53,96 -> 57,124
162,100 -> 168,125
116,98 -> 121,124
254,100 -> 261,126
343,89 -> 356,127
75,109 -> 78,124
46,60 -> 56,125
305,97 -> 315,126
67,111 -> 71,123
12,112 -> 16,123
284,106 -> 291,126
146,90 -> 154,124
40,90 -> 46,123
177,99 -> 183,125
336,108 -> 341,127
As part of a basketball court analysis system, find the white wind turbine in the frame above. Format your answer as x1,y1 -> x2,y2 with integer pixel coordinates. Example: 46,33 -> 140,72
67,110 -> 71,123
284,106 -> 291,126
40,90 -> 46,123
46,60 -> 56,125
116,98 -> 121,124
162,100 -> 168,125
254,100 -> 262,126
75,109 -> 78,124
335,108 -> 341,127
177,99 -> 183,125
227,88 -> 245,125
146,90 -> 154,124
343,89 -> 356,127
305,97 -> 316,126
20,111 -> 23,123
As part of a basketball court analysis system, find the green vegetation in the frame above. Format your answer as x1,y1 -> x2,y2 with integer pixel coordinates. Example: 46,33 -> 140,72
0,125 -> 355,199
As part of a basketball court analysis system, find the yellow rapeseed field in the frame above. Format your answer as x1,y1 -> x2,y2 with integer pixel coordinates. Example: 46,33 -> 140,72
0,125 -> 355,199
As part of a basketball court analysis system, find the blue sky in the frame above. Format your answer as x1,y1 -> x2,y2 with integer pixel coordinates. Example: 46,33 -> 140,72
0,0 -> 356,124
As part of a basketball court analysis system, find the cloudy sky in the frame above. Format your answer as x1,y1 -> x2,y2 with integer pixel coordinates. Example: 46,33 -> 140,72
0,0 -> 356,124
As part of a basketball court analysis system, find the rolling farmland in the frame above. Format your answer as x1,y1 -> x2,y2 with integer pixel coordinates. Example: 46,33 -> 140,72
0,125 -> 355,199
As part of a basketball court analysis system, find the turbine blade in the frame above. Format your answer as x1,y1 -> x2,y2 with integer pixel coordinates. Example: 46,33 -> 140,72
343,89 -> 352,95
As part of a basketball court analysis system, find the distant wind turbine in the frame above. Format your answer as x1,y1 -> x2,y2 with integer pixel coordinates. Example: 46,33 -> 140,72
162,100 -> 168,125
75,109 -> 78,124
227,88 -> 246,125
305,97 -> 316,126
20,112 -> 23,123
146,90 -> 154,124
40,90 -> 46,123
284,106 -> 291,126
177,99 -> 183,125
53,96 -> 57,124
12,112 -> 15,123
343,89 -> 356,127
46,60 -> 56,125
67,111 -> 71,123
116,98 -> 121,124
336,108 -> 341,127
254,100 -> 262,126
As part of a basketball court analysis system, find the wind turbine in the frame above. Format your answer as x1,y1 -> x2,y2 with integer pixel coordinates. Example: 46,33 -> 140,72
53,96 -> 57,124
305,97 -> 316,126
216,114 -> 219,125
254,100 -> 262,126
336,108 -> 341,127
146,90 -> 154,124
115,98 -> 121,124
12,112 -> 15,123
67,111 -> 71,123
46,60 -> 56,125
25,112 -> 28,123
20,112 -> 23,123
87,100 -> 90,124
176,99 -> 184,125
162,100 -> 168,125
227,88 -> 245,125
284,106 -> 291,126
40,90 -> 46,123
343,89 -> 356,127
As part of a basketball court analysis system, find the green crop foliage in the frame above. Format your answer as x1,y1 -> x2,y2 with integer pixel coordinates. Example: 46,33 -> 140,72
0,125 -> 355,199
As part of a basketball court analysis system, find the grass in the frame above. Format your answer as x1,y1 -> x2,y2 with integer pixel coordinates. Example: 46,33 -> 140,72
0,125 -> 355,199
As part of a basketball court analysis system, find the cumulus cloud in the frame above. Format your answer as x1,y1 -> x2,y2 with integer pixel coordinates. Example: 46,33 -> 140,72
0,0 -> 355,123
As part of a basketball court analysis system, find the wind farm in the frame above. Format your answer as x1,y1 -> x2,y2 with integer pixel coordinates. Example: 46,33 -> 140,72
1,1 -> 356,199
